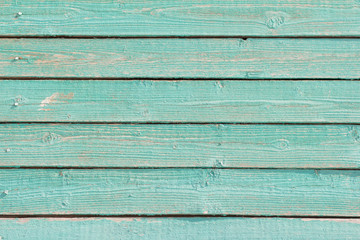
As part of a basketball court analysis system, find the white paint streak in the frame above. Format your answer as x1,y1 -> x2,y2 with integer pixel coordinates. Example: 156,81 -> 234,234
38,92 -> 74,111
39,93 -> 60,108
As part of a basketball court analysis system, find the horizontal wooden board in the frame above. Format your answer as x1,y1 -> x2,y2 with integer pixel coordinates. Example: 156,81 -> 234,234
1,39 -> 359,79
1,124 -> 360,168
0,169 -> 359,216
2,80 -> 360,123
2,0 -> 360,37
0,218 -> 359,239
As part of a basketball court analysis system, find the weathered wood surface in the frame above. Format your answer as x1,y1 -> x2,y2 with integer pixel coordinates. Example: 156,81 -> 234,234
2,80 -> 360,123
1,39 -> 359,79
2,0 -> 360,37
0,218 -> 359,240
1,124 -> 360,168
0,169 -> 358,216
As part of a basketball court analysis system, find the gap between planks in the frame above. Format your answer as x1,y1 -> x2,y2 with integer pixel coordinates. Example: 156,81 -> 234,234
0,167 -> 359,171
0,215 -> 360,219
1,122 -> 360,125
0,36 -> 360,39
1,77 -> 360,81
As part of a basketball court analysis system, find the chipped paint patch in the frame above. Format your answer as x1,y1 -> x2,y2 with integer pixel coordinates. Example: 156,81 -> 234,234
106,218 -> 138,223
39,92 -> 74,111
48,218 -> 97,222
16,218 -> 31,224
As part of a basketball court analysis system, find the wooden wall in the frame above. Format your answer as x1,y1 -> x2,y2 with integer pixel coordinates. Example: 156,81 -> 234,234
0,0 -> 359,239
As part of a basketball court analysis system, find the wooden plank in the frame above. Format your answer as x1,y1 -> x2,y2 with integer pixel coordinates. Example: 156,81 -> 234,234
1,124 -> 360,168
0,218 -> 359,239
0,169 -> 358,216
1,38 -> 359,79
1,80 -> 360,123
1,0 -> 360,37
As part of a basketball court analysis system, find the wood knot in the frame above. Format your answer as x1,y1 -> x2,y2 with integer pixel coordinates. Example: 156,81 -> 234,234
215,81 -> 224,89
0,190 -> 8,199
244,71 -> 262,78
12,56 -> 29,63
349,126 -> 360,142
15,12 -> 23,18
265,14 -> 285,29
192,169 -> 220,189
42,132 -> 62,145
142,109 -> 149,117
12,95 -> 27,107
214,160 -> 224,167
271,139 -> 290,151
238,39 -> 249,49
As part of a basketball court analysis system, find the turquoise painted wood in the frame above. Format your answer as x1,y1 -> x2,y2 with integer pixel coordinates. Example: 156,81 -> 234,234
1,39 -> 359,79
0,218 -> 359,240
2,0 -> 360,37
0,169 -> 358,216
2,80 -> 360,123
1,124 -> 360,168
1,0 -> 359,234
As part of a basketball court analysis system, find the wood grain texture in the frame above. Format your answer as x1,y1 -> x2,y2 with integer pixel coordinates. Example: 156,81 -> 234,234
0,169 -> 358,216
1,0 -> 360,37
0,218 -> 359,240
1,38 -> 359,79
2,80 -> 360,123
1,124 -> 360,168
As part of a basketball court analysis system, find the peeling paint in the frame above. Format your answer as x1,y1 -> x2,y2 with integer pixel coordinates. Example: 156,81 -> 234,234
39,92 -> 74,111
16,218 -> 31,224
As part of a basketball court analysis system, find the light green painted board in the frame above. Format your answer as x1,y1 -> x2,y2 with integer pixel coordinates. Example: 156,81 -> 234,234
1,0 -> 360,37
1,39 -> 359,78
1,124 -> 360,168
0,169 -> 358,216
2,80 -> 360,123
0,218 -> 359,239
